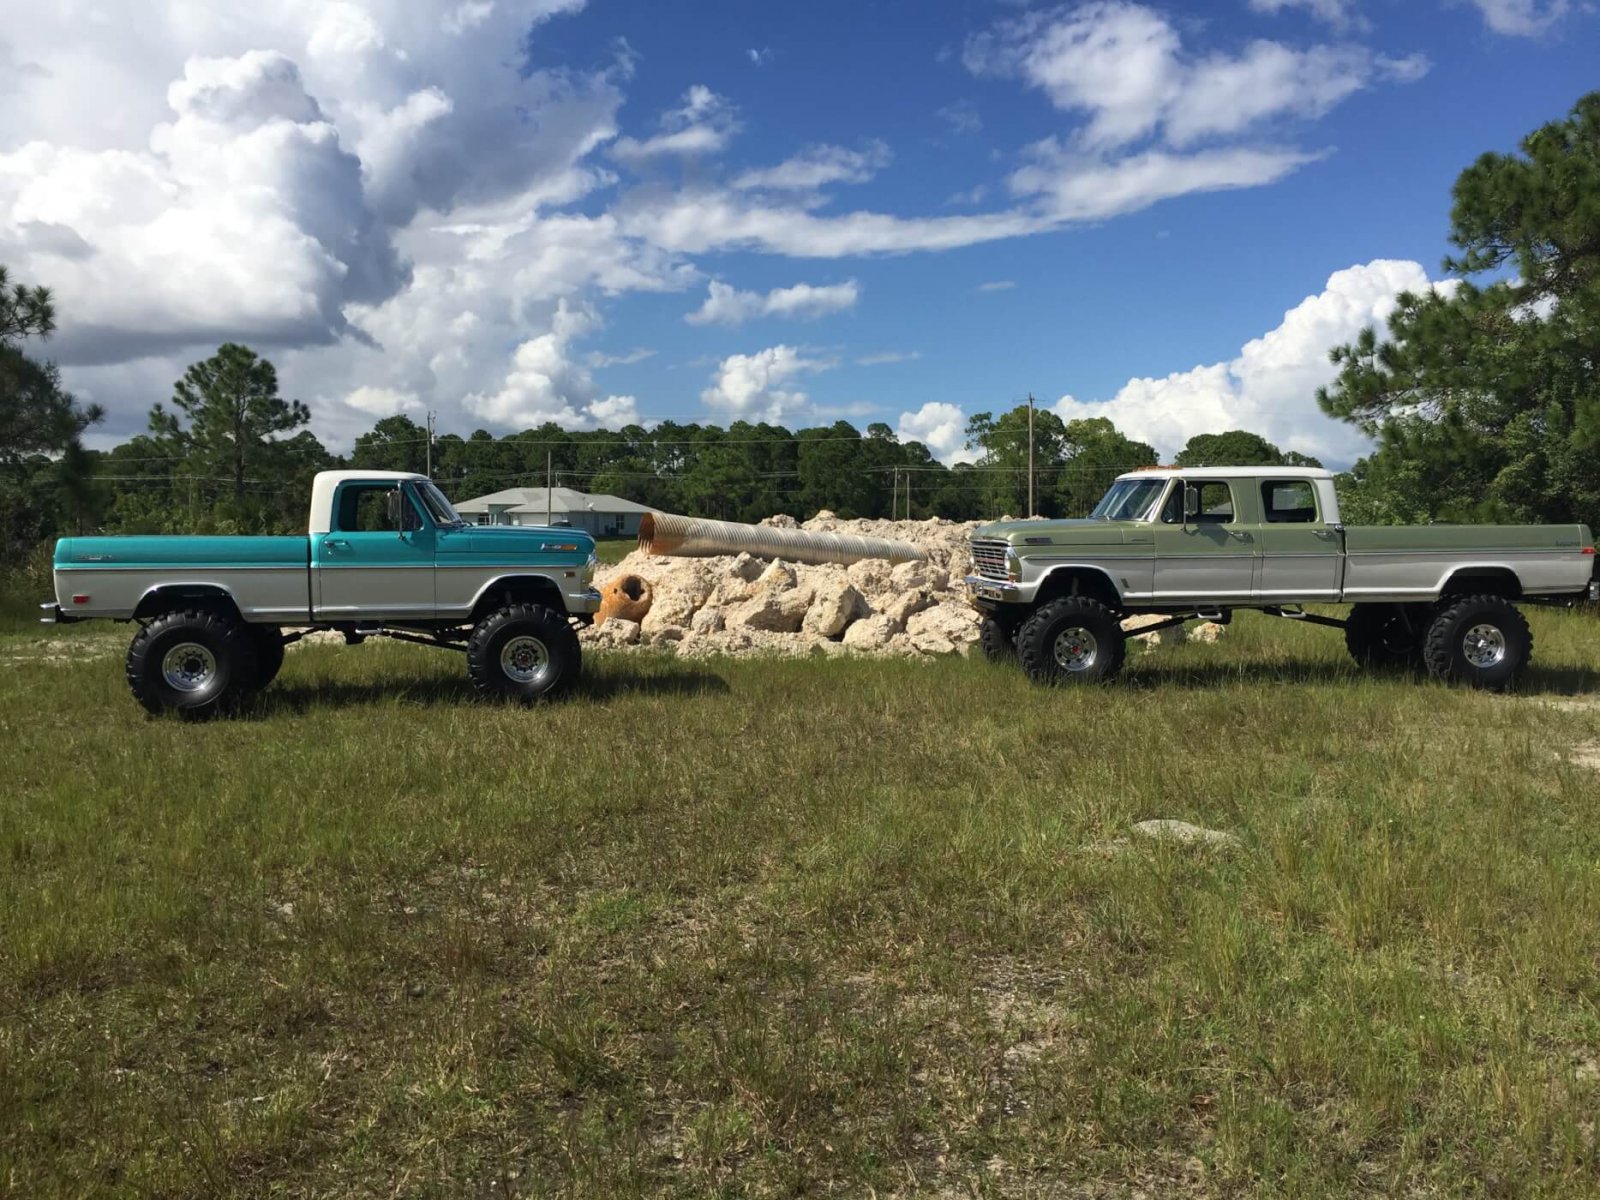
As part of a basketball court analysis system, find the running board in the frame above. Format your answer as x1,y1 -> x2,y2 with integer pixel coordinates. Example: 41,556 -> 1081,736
1264,606 -> 1347,630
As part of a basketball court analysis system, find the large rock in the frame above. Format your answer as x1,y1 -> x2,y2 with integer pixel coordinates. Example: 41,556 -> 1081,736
803,576 -> 869,638
1123,613 -> 1185,649
841,613 -> 898,650
641,590 -> 700,635
846,558 -> 896,599
690,606 -> 725,634
1192,622 -> 1228,644
883,588 -> 933,629
890,559 -> 947,593
727,588 -> 812,633
591,617 -> 641,646
905,604 -> 981,655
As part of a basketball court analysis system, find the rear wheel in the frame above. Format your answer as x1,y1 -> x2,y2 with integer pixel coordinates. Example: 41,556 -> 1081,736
126,610 -> 260,718
1345,603 -> 1429,670
1421,595 -> 1531,691
466,603 -> 581,702
1016,597 -> 1126,685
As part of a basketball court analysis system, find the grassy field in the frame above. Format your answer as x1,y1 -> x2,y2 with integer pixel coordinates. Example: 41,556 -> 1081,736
4,607 -> 1600,1197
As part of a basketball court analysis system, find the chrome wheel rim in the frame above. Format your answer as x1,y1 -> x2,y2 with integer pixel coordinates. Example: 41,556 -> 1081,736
1463,623 -> 1507,668
1053,626 -> 1098,672
161,642 -> 217,693
501,635 -> 550,684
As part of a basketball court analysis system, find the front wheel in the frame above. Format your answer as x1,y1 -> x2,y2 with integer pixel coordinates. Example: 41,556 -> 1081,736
466,603 -> 581,702
1016,597 -> 1126,685
126,610 -> 260,719
1421,595 -> 1532,691
979,613 -> 1020,663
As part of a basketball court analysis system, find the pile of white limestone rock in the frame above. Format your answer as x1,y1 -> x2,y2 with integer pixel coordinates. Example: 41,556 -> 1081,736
582,512 -> 1225,660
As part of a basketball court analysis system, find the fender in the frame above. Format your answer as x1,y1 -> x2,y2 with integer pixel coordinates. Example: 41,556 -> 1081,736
132,581 -> 244,622
1032,563 -> 1126,608
466,572 -> 570,619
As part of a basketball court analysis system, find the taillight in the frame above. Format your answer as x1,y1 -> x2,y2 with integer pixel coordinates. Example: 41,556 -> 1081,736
71,594 -> 90,604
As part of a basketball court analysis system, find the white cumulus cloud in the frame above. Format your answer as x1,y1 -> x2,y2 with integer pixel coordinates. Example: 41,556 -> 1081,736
1464,0 -> 1571,34
1052,259 -> 1452,464
966,2 -> 1426,151
897,401 -> 979,464
464,299 -> 639,429
700,345 -> 829,421
732,142 -> 890,191
611,84 -> 739,163
685,280 -> 860,326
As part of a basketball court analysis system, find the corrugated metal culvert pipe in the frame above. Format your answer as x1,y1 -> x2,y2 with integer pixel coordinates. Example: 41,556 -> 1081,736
638,512 -> 925,566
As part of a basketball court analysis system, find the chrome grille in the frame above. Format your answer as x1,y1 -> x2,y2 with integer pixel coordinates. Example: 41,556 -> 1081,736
970,538 -> 1010,582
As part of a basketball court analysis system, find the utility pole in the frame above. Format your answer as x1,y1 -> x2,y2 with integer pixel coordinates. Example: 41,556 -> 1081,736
546,450 -> 553,526
425,411 -> 435,477
1027,393 -> 1035,519
890,468 -> 898,520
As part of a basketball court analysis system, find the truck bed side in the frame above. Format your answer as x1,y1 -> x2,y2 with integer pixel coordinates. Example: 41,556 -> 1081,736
54,535 -> 312,623
1341,524 -> 1593,600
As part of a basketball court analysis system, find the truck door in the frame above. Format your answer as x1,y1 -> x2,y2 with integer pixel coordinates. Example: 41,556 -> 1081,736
1254,478 -> 1341,602
312,481 -> 436,620
1150,478 -> 1257,603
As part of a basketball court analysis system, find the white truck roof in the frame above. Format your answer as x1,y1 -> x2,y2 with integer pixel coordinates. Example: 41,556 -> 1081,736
309,470 -> 431,535
1115,466 -> 1335,481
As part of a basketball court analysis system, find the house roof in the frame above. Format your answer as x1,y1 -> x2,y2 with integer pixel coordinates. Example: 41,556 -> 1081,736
453,486 -> 657,516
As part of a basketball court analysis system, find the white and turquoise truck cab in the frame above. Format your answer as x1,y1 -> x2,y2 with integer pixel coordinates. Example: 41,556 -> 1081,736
44,470 -> 603,717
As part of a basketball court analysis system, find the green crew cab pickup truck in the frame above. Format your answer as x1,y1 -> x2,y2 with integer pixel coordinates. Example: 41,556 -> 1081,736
967,466 -> 1598,690
41,471 -> 602,717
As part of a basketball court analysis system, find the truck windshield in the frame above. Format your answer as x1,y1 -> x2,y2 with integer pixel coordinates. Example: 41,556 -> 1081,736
1090,478 -> 1166,521
415,480 -> 468,527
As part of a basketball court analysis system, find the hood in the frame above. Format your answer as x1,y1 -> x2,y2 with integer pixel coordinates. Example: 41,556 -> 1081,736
449,525 -> 596,554
974,518 -> 1137,547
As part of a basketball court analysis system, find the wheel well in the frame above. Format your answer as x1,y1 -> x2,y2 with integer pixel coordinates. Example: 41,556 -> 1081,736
470,575 -> 567,622
133,584 -> 243,623
1439,568 -> 1522,601
1033,567 -> 1121,611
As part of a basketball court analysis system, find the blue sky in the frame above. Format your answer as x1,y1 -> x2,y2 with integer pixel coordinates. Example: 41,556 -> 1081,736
2,0 -> 1595,466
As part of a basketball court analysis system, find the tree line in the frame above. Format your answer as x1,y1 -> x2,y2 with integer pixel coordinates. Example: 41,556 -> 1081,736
4,91 -> 1598,556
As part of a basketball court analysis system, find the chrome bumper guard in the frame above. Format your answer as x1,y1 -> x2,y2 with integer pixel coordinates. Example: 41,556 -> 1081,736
39,601 -> 75,625
965,575 -> 1020,606
569,587 -> 603,615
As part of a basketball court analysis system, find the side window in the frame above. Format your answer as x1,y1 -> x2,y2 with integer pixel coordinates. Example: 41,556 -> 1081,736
335,484 -> 420,533
1191,481 -> 1236,524
1261,480 -> 1318,524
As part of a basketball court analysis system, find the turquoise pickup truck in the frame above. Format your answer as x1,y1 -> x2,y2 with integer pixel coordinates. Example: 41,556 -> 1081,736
43,471 -> 602,717
967,466 -> 1598,690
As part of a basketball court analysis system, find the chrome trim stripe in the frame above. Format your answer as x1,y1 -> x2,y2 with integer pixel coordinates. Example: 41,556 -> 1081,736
56,563 -> 303,571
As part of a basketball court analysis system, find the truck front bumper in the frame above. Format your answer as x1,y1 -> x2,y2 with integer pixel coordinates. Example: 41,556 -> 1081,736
964,575 -> 1022,607
568,586 -> 602,616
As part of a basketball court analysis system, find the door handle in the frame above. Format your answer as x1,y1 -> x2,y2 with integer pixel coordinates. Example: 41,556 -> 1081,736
1229,531 -> 1253,541
1313,529 -> 1338,539
326,538 -> 350,550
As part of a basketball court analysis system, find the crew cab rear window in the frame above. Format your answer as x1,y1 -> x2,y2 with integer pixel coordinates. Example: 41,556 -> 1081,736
1261,480 -> 1319,524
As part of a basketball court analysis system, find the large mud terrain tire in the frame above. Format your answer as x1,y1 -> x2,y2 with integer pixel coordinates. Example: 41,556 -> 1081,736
248,625 -> 286,690
1017,597 -> 1126,685
467,603 -> 581,702
1421,595 -> 1531,691
1345,603 -> 1430,670
979,614 -> 1019,663
126,610 -> 260,719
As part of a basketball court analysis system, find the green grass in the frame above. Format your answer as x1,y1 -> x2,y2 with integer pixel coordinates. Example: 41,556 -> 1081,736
4,610 -> 1600,1196
594,537 -> 637,565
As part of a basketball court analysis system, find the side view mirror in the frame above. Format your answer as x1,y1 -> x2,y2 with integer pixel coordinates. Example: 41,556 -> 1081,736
385,489 -> 402,531
1184,486 -> 1202,520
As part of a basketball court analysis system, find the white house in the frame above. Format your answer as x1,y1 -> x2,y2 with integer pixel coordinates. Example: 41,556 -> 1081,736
451,486 -> 657,538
